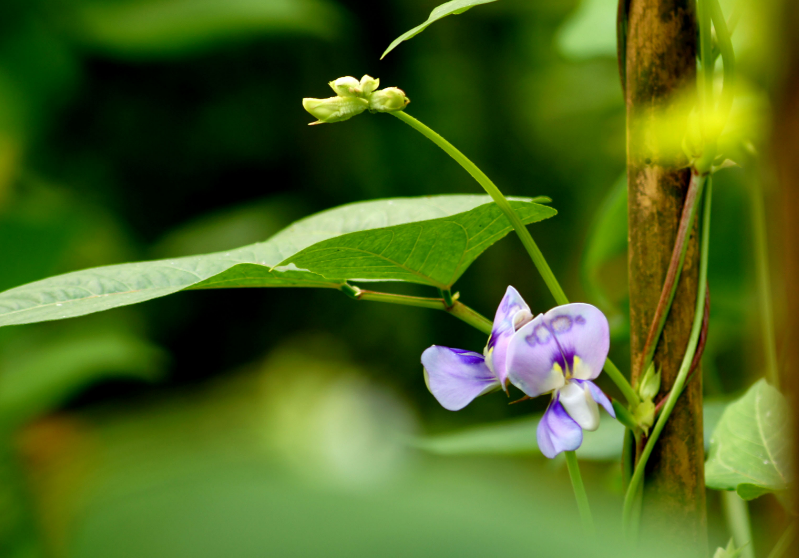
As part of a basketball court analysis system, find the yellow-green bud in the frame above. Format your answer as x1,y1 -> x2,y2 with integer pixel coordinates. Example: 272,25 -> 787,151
633,400 -> 656,435
360,75 -> 380,97
682,107 -> 704,162
638,361 -> 661,401
302,96 -> 369,125
369,87 -> 410,113
328,76 -> 362,97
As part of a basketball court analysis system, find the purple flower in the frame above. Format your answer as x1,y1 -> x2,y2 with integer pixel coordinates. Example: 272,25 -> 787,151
421,286 -> 616,458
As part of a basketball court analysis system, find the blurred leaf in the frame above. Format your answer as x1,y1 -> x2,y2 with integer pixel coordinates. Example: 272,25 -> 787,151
285,199 -> 555,289
580,174 -> 627,314
556,0 -> 617,60
381,0 -> 498,59
0,329 -> 165,425
414,399 -> 730,461
74,0 -> 345,59
0,196 -> 554,327
705,379 -> 792,499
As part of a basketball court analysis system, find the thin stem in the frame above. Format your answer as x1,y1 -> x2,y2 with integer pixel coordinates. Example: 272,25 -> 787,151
751,181 -> 779,387
390,110 -> 639,405
639,171 -> 706,375
346,286 -> 494,335
722,491 -> 755,558
708,0 -> 736,137
623,178 -> 713,532
391,111 -> 569,305
696,0 -> 718,174
766,522 -> 797,558
564,450 -> 595,535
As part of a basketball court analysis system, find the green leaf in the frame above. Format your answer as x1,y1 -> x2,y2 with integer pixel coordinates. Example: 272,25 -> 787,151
556,0 -> 618,61
412,414 -> 624,461
0,329 -> 166,425
283,199 -> 554,289
74,0 -> 345,59
0,195 -> 555,328
413,399 -> 730,461
705,379 -> 792,499
381,0 -> 498,60
580,174 -> 627,315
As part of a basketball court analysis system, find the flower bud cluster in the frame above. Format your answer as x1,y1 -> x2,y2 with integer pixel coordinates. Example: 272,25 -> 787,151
302,75 -> 410,125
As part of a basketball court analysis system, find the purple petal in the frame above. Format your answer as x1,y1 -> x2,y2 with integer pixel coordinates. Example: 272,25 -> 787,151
581,380 -> 616,418
421,346 -> 500,411
505,314 -> 567,397
485,286 -> 532,386
541,303 -> 609,381
537,395 -> 583,459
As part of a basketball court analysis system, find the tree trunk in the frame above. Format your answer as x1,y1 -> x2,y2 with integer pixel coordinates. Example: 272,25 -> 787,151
624,0 -> 707,551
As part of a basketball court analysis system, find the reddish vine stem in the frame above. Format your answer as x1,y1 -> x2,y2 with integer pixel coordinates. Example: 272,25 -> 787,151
654,285 -> 710,415
637,170 -> 705,381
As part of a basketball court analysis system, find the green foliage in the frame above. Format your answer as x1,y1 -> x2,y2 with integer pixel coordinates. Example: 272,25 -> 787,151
381,0 -> 498,59
0,196 -> 554,327
705,379 -> 792,500
556,0 -> 618,60
75,0 -> 346,58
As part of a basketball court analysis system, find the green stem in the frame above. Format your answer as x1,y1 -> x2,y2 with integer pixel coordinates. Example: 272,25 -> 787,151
639,172 -> 706,374
722,491 -> 755,558
391,111 -> 569,305
346,286 -> 493,335
564,450 -> 595,535
622,178 -> 713,532
696,0 -> 718,174
766,522 -> 797,558
751,181 -> 779,387
708,0 -> 736,136
390,110 -> 639,406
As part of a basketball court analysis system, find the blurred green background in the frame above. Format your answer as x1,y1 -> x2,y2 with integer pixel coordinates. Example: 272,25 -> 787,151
0,0 -> 790,556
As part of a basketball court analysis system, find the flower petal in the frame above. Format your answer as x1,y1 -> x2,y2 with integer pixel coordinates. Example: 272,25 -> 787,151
485,286 -> 532,386
542,303 -> 609,380
505,314 -> 567,397
421,346 -> 500,411
559,381 -> 600,431
581,380 -> 616,418
537,395 -> 583,459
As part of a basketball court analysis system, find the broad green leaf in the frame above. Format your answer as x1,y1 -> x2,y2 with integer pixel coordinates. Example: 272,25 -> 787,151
556,0 -> 618,61
0,329 -> 166,425
381,0 -> 498,59
413,399 -> 729,461
283,199 -> 554,289
705,379 -> 792,499
0,195 -> 555,327
75,0 -> 345,59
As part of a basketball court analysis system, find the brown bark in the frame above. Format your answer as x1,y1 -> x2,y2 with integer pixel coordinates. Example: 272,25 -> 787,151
624,0 -> 706,552
773,0 -> 799,553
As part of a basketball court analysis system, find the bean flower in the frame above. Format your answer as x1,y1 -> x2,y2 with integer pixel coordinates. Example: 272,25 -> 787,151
421,286 -> 616,458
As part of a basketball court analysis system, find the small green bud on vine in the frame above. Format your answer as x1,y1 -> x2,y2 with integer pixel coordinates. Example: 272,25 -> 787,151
329,76 -> 362,97
302,96 -> 369,125
638,362 -> 661,401
633,400 -> 656,435
360,75 -> 380,97
369,87 -> 410,113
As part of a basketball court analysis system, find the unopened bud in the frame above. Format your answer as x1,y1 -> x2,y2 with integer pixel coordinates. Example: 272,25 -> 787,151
638,361 -> 661,401
682,107 -> 704,162
369,87 -> 410,113
328,76 -> 362,97
633,400 -> 656,435
360,75 -> 380,97
302,96 -> 369,125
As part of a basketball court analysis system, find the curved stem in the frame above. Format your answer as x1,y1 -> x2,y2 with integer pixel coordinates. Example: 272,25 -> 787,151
390,110 -> 639,405
708,0 -> 736,137
622,178 -> 713,532
564,450 -> 595,535
391,111 -> 569,305
344,286 -> 493,335
639,171 -> 706,375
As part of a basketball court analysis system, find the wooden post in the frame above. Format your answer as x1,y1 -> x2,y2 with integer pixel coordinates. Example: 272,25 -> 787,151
624,0 -> 707,551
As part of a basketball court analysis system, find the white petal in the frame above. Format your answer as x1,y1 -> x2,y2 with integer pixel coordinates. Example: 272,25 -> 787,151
558,382 -> 600,431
